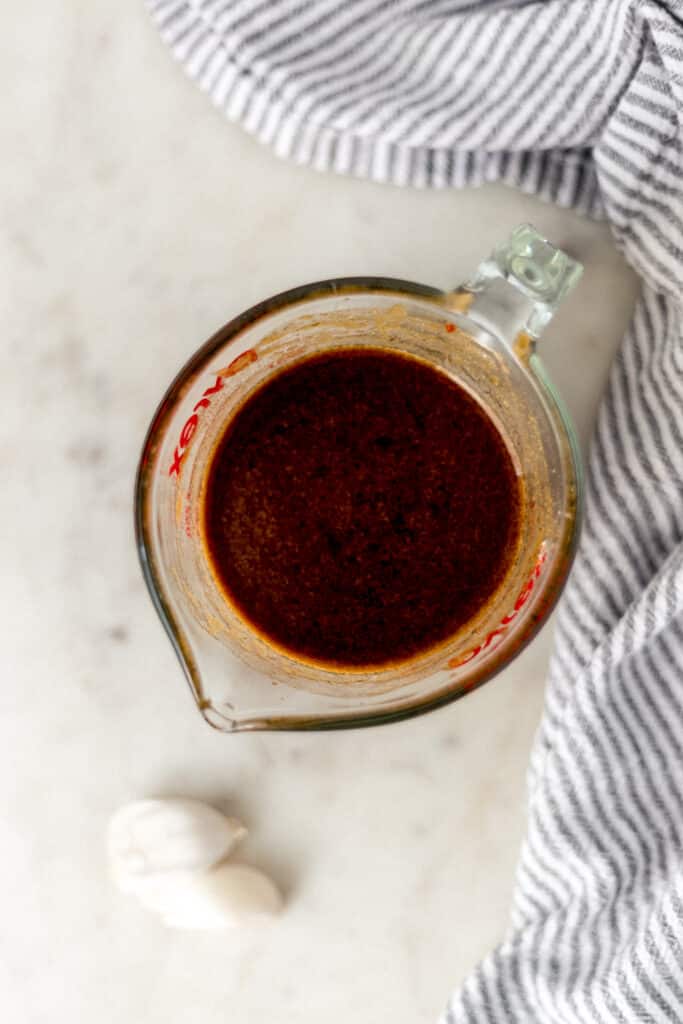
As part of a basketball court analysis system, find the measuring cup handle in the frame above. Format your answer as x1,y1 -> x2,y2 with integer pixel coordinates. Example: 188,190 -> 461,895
453,224 -> 584,345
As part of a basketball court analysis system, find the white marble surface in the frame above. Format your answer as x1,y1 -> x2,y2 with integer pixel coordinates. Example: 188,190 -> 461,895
1,4 -> 641,1022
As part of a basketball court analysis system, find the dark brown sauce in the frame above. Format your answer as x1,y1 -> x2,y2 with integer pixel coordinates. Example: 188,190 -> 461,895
203,349 -> 521,668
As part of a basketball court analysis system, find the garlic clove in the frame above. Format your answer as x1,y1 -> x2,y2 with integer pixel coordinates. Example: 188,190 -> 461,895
132,862 -> 283,929
107,798 -> 246,893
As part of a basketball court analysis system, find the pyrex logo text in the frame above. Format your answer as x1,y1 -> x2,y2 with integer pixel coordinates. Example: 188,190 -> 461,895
168,375 -> 224,477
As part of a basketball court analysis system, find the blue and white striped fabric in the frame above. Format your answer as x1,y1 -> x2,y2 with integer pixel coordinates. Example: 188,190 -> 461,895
146,1 -> 683,1019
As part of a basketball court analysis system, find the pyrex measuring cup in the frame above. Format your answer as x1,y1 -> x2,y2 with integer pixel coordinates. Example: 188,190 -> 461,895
135,225 -> 582,732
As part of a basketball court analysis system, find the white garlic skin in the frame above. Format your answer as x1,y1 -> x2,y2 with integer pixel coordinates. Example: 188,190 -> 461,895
107,798 -> 246,893
133,862 -> 283,929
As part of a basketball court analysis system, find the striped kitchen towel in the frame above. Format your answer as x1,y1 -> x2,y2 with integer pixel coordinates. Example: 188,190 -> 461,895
146,1 -> 683,1020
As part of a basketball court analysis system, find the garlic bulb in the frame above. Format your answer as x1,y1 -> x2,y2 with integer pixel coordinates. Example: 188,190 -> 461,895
107,798 -> 246,894
133,862 -> 283,929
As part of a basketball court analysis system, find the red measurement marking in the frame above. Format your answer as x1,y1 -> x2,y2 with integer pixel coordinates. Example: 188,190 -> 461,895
448,545 -> 548,671
221,349 -> 258,378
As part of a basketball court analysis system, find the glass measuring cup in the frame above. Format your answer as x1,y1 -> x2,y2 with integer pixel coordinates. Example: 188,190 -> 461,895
135,225 -> 582,732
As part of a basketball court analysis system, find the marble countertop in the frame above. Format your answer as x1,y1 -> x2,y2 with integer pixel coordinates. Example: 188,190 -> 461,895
2,4 -> 640,1022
